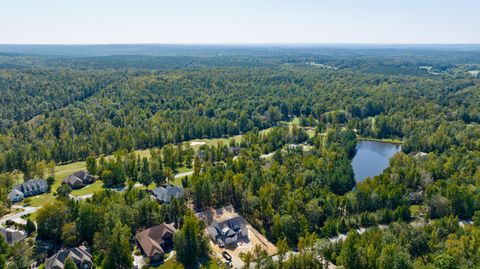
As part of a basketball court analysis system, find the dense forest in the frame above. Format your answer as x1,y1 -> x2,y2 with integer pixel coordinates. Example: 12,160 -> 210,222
0,46 -> 480,269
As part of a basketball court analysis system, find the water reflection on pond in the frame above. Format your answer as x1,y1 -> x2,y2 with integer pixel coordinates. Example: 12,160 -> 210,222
351,140 -> 402,181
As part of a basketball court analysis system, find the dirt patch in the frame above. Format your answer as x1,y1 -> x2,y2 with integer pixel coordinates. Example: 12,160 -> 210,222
209,224 -> 277,268
198,206 -> 277,268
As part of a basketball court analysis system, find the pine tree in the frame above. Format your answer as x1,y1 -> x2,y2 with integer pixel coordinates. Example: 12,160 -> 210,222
64,257 -> 78,269
86,156 -> 97,175
102,220 -> 133,269
174,212 -> 209,268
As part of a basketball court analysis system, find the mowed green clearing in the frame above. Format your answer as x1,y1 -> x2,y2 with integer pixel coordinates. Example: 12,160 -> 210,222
153,256 -> 222,269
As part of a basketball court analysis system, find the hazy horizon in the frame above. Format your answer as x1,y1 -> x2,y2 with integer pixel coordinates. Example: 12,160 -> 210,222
1,43 -> 480,46
2,0 -> 479,44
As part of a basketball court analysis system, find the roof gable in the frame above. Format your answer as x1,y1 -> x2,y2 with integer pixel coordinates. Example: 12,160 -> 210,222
45,246 -> 92,269
11,179 -> 48,197
63,171 -> 95,186
135,223 -> 176,257
0,228 -> 27,245
153,185 -> 184,202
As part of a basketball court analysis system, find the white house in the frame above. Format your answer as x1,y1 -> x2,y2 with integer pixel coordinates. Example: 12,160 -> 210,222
8,179 -> 48,203
7,189 -> 24,203
199,206 -> 249,246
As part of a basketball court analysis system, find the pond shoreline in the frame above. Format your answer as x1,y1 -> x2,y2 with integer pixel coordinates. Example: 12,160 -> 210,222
357,136 -> 403,145
352,140 -> 402,181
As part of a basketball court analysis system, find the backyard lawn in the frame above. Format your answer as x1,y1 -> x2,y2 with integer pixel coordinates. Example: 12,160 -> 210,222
176,166 -> 193,173
71,180 -> 104,196
153,256 -> 223,269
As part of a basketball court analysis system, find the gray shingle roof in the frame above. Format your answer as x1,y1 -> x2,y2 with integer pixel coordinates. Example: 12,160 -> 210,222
152,185 -> 184,203
0,227 -> 27,245
211,215 -> 247,240
72,171 -> 95,183
206,226 -> 219,239
8,189 -> 24,201
63,171 -> 95,187
22,179 -> 48,192
45,246 -> 92,269
9,179 -> 48,201
63,175 -> 85,187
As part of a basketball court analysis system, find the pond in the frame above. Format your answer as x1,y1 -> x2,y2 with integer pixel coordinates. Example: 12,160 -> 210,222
351,140 -> 402,181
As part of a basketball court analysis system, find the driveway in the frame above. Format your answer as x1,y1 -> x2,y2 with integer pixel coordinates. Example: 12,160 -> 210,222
0,205 -> 38,225
70,193 -> 94,201
174,171 -> 193,178
132,252 -> 146,269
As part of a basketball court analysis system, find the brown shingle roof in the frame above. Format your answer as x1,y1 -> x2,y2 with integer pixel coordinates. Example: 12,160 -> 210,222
135,223 -> 176,257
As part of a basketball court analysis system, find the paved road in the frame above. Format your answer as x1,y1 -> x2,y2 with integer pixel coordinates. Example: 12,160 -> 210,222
0,205 -> 38,225
174,171 -> 193,178
71,193 -> 94,200
260,152 -> 275,159
259,144 -> 310,159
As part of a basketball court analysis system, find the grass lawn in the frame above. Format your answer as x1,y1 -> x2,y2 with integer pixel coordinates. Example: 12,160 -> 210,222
357,137 -> 403,144
185,118 -> 301,151
27,211 -> 40,222
171,176 -> 185,187
152,257 -> 177,269
20,192 -> 55,208
146,183 -> 156,190
185,136 -> 240,151
176,166 -> 193,173
72,180 -> 104,196
306,129 -> 316,138
199,259 -> 224,269
135,182 -> 157,191
53,161 -> 87,186
154,256 -> 223,269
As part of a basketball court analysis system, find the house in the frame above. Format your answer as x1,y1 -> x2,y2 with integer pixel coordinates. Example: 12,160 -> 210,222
209,214 -> 248,245
17,179 -> 48,196
135,223 -> 177,262
7,189 -> 24,203
226,146 -> 241,156
408,191 -> 424,204
62,171 -> 95,189
8,179 -> 48,203
0,227 -> 27,245
198,206 -> 248,246
410,151 -> 428,159
152,185 -> 184,203
45,246 -> 93,269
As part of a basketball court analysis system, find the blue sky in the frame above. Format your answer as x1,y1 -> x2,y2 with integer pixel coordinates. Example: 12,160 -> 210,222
1,0 -> 479,44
